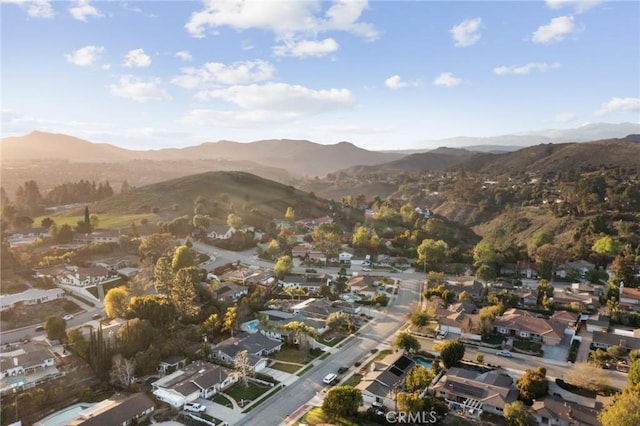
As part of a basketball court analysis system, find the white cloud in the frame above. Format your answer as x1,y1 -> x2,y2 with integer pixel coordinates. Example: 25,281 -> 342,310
493,62 -> 561,75
532,16 -> 577,43
553,112 -> 578,122
596,97 -> 640,115
433,72 -> 462,87
175,50 -> 193,62
185,0 -> 377,40
109,76 -> 171,103
385,75 -> 422,89
2,0 -> 54,18
195,82 -> 355,116
123,49 -> 151,68
69,0 -> 102,21
64,45 -> 104,67
171,60 -> 275,89
546,0 -> 601,13
273,38 -> 339,58
450,17 -> 482,47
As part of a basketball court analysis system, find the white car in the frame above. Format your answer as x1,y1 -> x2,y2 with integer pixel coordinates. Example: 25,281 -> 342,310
496,350 -> 512,357
184,402 -> 206,413
63,314 -> 74,321
323,373 -> 338,384
362,267 -> 372,272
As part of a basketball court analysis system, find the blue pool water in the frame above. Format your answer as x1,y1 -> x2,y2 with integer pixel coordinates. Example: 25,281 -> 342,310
413,356 -> 433,369
244,319 -> 259,333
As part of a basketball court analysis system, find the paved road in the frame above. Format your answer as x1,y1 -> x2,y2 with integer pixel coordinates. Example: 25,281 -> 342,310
239,279 -> 421,426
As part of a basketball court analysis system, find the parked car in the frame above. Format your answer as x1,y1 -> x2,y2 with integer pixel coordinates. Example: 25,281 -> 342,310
35,325 -> 45,332
305,268 -> 317,273
496,350 -> 512,357
63,314 -> 74,321
184,402 -> 206,413
323,373 -> 338,385
362,267 -> 372,272
337,366 -> 348,374
92,313 -> 102,320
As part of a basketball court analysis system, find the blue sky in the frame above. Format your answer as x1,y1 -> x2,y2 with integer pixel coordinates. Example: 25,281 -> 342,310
1,0 -> 639,150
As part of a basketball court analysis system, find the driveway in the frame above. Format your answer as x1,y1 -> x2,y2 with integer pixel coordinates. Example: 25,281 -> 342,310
262,367 -> 297,384
198,398 -> 243,425
542,334 -> 571,362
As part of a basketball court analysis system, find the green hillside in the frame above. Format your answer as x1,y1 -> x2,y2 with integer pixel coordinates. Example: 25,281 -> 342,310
91,171 -> 328,220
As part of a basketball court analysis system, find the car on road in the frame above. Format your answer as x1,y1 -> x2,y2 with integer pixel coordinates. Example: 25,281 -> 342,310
362,267 -> 372,272
337,366 -> 348,374
305,268 -> 317,273
92,313 -> 102,320
35,325 -> 45,332
496,350 -> 512,357
63,314 -> 74,321
323,373 -> 338,384
184,402 -> 206,413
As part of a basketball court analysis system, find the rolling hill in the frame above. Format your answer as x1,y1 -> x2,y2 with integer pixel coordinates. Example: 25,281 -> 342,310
90,171 -> 329,220
338,147 -> 475,174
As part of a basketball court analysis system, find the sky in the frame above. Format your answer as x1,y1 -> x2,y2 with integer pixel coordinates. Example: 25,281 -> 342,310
1,0 -> 639,151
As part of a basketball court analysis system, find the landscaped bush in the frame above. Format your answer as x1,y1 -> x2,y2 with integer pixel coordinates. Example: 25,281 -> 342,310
567,340 -> 580,363
555,378 -> 597,398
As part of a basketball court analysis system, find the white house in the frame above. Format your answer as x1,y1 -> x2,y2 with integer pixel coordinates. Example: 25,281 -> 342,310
1,288 -> 65,312
338,252 -> 354,262
207,224 -> 236,240
58,266 -> 111,287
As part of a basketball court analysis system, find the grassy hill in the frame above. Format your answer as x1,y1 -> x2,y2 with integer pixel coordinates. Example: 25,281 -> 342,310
90,171 -> 328,220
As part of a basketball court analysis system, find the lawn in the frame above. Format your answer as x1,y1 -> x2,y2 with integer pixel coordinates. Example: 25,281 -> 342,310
34,213 -> 158,230
225,382 -> 272,404
211,393 -> 232,407
374,349 -> 393,361
483,334 -> 505,345
0,299 -> 82,329
295,407 -> 363,426
317,333 -> 348,347
341,374 -> 362,387
271,348 -> 323,364
271,362 -> 302,374
513,340 -> 542,352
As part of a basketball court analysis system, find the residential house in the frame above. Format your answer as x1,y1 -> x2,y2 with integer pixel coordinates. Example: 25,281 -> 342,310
571,282 -> 603,297
445,278 -> 486,300
152,361 -> 238,408
58,266 -> 112,287
517,261 -> 539,279
436,306 -> 481,341
8,227 -> 49,244
585,315 -> 610,333
0,341 -> 57,391
532,396 -> 601,426
92,255 -> 139,272
346,275 -> 379,298
552,288 -> 599,313
556,260 -> 596,279
213,282 -> 249,302
212,332 -> 282,372
430,367 -> 519,418
356,352 -> 416,408
493,309 -> 577,346
245,310 -> 328,341
291,244 -> 324,261
207,223 -> 236,240
592,330 -> 640,351
619,283 -> 640,312
292,298 -> 361,318
158,355 -> 187,376
338,252 -> 353,263
280,274 -> 329,293
38,393 -> 155,426
73,229 -> 121,245
1,288 -> 65,312
294,216 -> 333,232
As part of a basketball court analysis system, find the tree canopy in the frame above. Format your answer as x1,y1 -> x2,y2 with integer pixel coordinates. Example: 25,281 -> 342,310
434,339 -> 465,368
395,331 -> 420,353
322,386 -> 362,420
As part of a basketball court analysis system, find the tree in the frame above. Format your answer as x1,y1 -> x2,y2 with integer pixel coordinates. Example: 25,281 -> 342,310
171,244 -> 195,271
458,290 -> 473,303
89,214 -> 100,230
322,386 -> 362,420
372,292 -> 389,306
473,241 -> 499,271
352,226 -> 371,249
312,223 -> 342,259
476,264 -> 497,283
285,207 -> 295,221
192,214 -> 211,231
282,321 -> 316,358
504,401 -> 536,426
274,255 -> 293,279
45,315 -> 66,341
266,239 -> 280,257
537,279 -> 554,306
199,313 -> 221,341
564,362 -> 610,392
598,385 -> 640,426
116,318 -> 156,359
395,331 -> 420,353
223,306 -> 238,337
535,244 -> 569,280
434,340 -> 465,368
410,309 -> 433,328
127,295 -> 176,329
170,268 -> 199,319
139,233 -> 177,263
417,239 -> 447,272
234,350 -> 255,389
105,286 -> 129,319
326,311 -> 350,331
154,256 -> 174,294
516,367 -> 548,404
405,365 -> 434,393
476,353 -> 485,363
110,354 -> 135,388
629,360 -> 640,386
227,213 -> 243,230
592,236 -> 622,256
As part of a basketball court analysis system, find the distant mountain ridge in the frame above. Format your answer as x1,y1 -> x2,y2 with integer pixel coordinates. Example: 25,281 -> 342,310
0,131 -> 403,177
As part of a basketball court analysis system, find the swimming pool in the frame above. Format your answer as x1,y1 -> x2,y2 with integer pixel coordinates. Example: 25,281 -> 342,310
413,356 -> 433,369
242,319 -> 259,333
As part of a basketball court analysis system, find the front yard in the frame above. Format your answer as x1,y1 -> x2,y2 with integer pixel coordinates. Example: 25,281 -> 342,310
270,362 -> 301,374
270,347 -> 322,364
341,374 -> 362,387
225,382 -> 273,406
295,407 -> 364,426
316,332 -> 348,347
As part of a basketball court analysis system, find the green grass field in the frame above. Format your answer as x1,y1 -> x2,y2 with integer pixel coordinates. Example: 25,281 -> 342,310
295,407 -> 363,426
34,212 -> 159,230
271,362 -> 302,374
